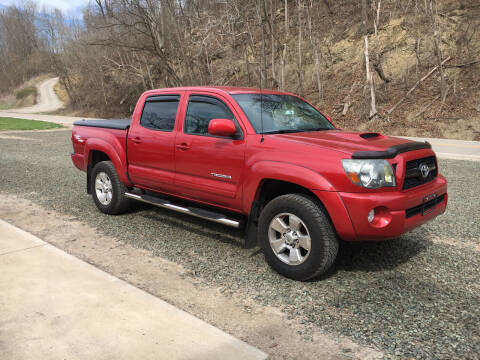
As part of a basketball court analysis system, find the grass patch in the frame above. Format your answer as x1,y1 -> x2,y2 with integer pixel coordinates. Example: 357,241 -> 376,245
0,117 -> 63,131
0,103 -> 15,110
15,86 -> 37,100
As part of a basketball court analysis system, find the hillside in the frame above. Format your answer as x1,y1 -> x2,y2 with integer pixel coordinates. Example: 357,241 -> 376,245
0,0 -> 479,139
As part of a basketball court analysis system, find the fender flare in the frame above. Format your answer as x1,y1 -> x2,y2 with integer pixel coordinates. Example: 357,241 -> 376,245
243,161 -> 336,214
84,137 -> 132,186
243,161 -> 357,241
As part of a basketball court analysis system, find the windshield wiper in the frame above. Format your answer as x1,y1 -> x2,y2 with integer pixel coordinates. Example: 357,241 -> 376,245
304,127 -> 331,132
262,129 -> 305,134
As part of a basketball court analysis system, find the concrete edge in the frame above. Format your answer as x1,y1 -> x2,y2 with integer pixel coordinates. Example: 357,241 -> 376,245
0,219 -> 269,360
0,219 -> 47,247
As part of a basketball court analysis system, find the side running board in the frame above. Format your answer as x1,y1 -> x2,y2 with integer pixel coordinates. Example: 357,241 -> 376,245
124,193 -> 241,228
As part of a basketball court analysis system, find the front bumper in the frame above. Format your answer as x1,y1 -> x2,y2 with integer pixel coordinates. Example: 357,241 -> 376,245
337,175 -> 447,241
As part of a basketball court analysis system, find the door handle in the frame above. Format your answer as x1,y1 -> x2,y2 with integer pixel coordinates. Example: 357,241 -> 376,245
176,143 -> 190,151
131,137 -> 142,144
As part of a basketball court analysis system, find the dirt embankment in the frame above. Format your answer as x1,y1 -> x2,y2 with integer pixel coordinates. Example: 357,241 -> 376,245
65,0 -> 480,140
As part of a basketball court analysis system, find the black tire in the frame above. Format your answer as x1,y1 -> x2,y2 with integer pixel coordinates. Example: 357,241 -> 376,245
91,161 -> 131,215
258,193 -> 339,281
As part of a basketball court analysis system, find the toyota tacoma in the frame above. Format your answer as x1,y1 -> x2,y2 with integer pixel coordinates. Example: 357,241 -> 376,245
71,87 -> 447,280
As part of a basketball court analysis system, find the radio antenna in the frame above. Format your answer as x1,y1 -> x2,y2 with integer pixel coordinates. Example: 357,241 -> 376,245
259,0 -> 265,143
260,88 -> 264,143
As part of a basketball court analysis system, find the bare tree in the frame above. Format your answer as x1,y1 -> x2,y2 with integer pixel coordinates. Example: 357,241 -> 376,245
256,0 -> 266,88
297,0 -> 303,96
284,0 -> 288,37
307,0 -> 322,102
362,0 -> 368,33
270,0 -> 276,85
364,36 -> 377,118
429,0 -> 447,101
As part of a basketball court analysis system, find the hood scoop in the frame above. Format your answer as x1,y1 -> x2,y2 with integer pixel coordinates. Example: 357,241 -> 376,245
359,132 -> 382,139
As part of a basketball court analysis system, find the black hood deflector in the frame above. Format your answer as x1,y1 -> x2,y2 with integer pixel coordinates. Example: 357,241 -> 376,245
351,141 -> 431,159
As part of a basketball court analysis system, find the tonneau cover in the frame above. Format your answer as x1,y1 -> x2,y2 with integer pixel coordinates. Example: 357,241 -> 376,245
73,119 -> 131,130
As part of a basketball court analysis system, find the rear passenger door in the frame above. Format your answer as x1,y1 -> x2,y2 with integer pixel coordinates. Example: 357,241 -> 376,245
127,95 -> 180,192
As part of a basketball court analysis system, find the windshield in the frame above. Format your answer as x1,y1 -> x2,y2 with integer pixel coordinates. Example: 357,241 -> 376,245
232,94 -> 334,134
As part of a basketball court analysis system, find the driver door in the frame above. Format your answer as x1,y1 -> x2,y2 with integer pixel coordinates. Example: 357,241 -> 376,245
174,94 -> 246,210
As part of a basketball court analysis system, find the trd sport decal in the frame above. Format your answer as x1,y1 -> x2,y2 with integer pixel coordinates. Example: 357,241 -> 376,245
210,172 -> 232,179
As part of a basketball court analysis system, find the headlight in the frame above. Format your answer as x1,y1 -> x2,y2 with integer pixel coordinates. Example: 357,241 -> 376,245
342,159 -> 396,189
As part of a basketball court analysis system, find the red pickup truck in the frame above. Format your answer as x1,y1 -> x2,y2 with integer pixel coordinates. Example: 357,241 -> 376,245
71,86 -> 447,280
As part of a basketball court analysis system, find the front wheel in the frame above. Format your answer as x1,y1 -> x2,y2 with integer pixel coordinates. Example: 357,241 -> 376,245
91,161 -> 131,215
258,194 -> 338,281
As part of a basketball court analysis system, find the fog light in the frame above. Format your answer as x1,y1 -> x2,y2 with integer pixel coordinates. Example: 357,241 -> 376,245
368,209 -> 375,223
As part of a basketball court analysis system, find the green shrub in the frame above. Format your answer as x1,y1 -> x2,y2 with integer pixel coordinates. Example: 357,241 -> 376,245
15,86 -> 37,100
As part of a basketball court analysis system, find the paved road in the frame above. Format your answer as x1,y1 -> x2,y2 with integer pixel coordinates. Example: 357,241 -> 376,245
402,136 -> 480,161
0,220 -> 266,360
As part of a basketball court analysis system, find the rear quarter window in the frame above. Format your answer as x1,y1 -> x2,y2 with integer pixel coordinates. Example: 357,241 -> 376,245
140,97 -> 180,131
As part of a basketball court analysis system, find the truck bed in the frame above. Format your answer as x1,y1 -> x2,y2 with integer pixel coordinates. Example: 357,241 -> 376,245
73,119 -> 131,130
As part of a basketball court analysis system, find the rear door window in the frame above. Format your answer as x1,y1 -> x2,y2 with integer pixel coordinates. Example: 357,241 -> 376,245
140,95 -> 180,131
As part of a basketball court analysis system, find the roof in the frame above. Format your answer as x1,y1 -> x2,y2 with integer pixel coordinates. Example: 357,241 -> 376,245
143,86 -> 297,96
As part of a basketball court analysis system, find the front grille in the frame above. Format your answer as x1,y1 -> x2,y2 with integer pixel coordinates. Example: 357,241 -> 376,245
402,156 -> 437,190
405,194 -> 445,218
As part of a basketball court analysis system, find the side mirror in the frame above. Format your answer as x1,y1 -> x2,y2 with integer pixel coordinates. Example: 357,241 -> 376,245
208,118 -> 237,137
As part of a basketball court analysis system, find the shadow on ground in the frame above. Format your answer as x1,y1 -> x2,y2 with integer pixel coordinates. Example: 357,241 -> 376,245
129,201 -> 431,276
335,234 -> 430,273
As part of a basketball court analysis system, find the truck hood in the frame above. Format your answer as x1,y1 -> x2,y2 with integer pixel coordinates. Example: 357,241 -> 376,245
271,130 -> 412,156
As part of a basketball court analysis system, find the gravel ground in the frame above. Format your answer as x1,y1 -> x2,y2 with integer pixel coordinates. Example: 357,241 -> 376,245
1,129 -> 479,359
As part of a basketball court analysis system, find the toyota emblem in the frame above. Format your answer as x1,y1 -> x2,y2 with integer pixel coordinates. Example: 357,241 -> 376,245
419,163 -> 430,179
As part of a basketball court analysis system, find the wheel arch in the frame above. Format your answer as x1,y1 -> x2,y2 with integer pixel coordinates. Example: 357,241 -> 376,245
242,162 -> 355,247
86,150 -> 111,194
250,179 -> 335,226
84,137 -> 132,189
243,161 -> 336,215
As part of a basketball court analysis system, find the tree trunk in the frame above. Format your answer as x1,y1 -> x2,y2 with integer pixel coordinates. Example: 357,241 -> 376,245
362,0 -> 368,33
270,0 -> 276,85
284,0 -> 288,37
260,0 -> 266,88
364,36 -> 377,118
430,0 -> 446,100
297,0 -> 303,96
313,38 -> 323,102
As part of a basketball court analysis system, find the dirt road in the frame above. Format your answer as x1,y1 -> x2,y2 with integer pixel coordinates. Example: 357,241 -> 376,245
5,77 -> 63,114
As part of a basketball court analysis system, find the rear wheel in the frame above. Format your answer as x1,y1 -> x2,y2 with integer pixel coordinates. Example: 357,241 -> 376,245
91,161 -> 131,215
258,193 -> 338,280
